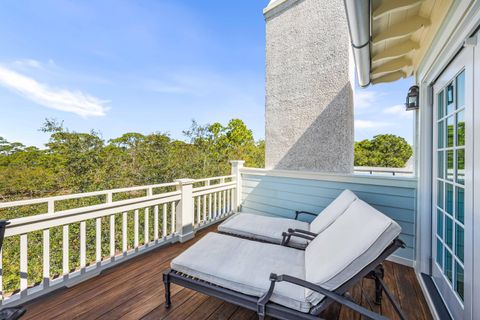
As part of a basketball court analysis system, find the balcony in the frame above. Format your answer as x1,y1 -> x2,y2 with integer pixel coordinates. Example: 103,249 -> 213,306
19,225 -> 432,320
0,162 -> 430,319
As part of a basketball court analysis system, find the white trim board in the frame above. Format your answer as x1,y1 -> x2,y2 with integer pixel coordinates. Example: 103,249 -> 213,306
240,167 -> 418,189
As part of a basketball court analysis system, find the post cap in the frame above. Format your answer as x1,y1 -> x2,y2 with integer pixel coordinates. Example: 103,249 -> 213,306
230,160 -> 245,165
174,178 -> 196,185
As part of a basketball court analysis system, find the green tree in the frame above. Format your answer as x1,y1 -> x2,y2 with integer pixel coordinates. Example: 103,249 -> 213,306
354,134 -> 413,168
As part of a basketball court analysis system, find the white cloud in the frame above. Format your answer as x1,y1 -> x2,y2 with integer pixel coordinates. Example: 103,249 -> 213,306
13,59 -> 43,69
383,104 -> 412,119
355,119 -> 391,129
0,65 -> 108,117
355,90 -> 381,110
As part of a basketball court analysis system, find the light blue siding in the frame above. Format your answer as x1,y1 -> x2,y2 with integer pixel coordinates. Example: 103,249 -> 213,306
240,174 -> 417,263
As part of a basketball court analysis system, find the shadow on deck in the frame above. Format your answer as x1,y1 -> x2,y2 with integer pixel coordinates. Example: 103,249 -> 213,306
23,225 -> 432,320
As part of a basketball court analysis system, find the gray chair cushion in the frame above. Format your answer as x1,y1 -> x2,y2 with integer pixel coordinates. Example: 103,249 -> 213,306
171,232 -> 311,312
309,189 -> 358,234
218,213 -> 310,249
305,200 -> 402,305
218,189 -> 358,247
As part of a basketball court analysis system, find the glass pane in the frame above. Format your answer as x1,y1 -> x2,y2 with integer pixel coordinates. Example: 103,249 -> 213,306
447,150 -> 454,180
456,224 -> 464,263
437,181 -> 444,209
436,238 -> 443,267
437,209 -> 444,238
446,184 -> 454,215
438,90 -> 444,119
457,149 -> 465,185
447,83 -> 455,113
445,249 -> 453,282
437,151 -> 444,178
456,187 -> 464,224
455,262 -> 464,301
438,120 -> 445,148
456,111 -> 465,146
445,215 -> 453,248
447,116 -> 454,147
456,71 -> 465,108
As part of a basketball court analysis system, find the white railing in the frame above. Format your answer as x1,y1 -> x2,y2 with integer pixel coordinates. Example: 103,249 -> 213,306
354,166 -> 414,176
192,175 -> 236,227
0,161 -> 245,306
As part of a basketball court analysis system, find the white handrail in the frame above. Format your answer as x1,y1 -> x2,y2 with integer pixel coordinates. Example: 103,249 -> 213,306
192,175 -> 235,184
0,182 -> 178,210
5,192 -> 182,237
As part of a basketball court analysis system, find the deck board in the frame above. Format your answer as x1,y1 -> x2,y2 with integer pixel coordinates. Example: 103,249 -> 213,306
23,224 -> 432,320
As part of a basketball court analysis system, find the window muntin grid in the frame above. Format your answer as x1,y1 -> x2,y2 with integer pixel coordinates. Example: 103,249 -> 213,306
435,70 -> 465,302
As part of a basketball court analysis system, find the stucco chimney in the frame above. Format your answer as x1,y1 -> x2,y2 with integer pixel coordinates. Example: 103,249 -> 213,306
264,0 -> 354,173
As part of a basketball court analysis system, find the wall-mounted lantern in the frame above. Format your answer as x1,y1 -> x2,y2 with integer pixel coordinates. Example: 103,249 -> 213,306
405,85 -> 420,111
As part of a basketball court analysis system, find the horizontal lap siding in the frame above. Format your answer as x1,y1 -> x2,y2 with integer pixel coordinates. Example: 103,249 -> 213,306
240,174 -> 417,263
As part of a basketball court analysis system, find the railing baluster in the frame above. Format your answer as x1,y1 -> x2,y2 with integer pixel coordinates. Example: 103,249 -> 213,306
95,218 -> 101,265
43,229 -> 50,287
227,188 -> 230,213
144,208 -> 149,245
134,210 -> 139,250
213,192 -> 217,218
47,200 -> 54,214
110,215 -> 115,259
171,202 -> 176,234
154,205 -> 159,242
106,192 -> 113,204
202,194 -> 207,221
208,193 -> 212,220
122,212 -> 127,255
80,221 -> 86,272
196,196 -> 201,224
162,204 -> 167,237
20,234 -> 28,298
218,192 -> 222,216
223,190 -> 226,215
63,225 -> 69,278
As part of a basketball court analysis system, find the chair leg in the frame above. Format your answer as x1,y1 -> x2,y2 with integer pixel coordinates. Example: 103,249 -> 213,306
0,306 -> 26,320
163,273 -> 171,308
377,276 -> 407,320
373,265 -> 385,305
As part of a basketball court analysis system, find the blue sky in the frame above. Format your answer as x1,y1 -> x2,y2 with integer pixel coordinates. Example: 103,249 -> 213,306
0,0 -> 413,148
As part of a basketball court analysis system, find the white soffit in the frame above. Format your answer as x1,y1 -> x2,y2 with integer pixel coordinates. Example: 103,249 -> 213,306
371,0 -> 453,84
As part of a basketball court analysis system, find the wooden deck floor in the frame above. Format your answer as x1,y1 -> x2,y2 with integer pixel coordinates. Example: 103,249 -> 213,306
23,225 -> 432,320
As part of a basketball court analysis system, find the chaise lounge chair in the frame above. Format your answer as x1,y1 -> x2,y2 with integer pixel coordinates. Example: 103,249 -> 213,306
218,189 -> 358,249
163,200 -> 406,320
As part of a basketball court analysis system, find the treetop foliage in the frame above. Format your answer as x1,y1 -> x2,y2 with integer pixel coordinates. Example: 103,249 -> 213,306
0,118 -> 265,201
354,134 -> 413,168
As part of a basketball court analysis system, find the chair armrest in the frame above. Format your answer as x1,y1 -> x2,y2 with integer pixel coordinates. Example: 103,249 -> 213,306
281,231 -> 315,248
294,211 -> 317,220
287,228 -> 318,237
266,273 -> 388,320
0,220 -> 10,228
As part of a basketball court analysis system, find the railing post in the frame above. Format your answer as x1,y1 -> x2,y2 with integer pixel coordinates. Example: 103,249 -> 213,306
230,160 -> 245,212
175,179 -> 196,243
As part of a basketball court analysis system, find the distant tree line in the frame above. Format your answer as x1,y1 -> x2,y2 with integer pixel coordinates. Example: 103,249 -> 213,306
0,119 -> 265,202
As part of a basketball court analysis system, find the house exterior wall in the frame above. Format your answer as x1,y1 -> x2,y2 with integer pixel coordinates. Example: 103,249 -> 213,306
264,0 -> 354,173
240,169 -> 417,264
414,2 -> 480,318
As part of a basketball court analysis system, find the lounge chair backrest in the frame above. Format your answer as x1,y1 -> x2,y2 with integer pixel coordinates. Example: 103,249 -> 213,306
309,189 -> 358,234
304,200 -> 401,305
